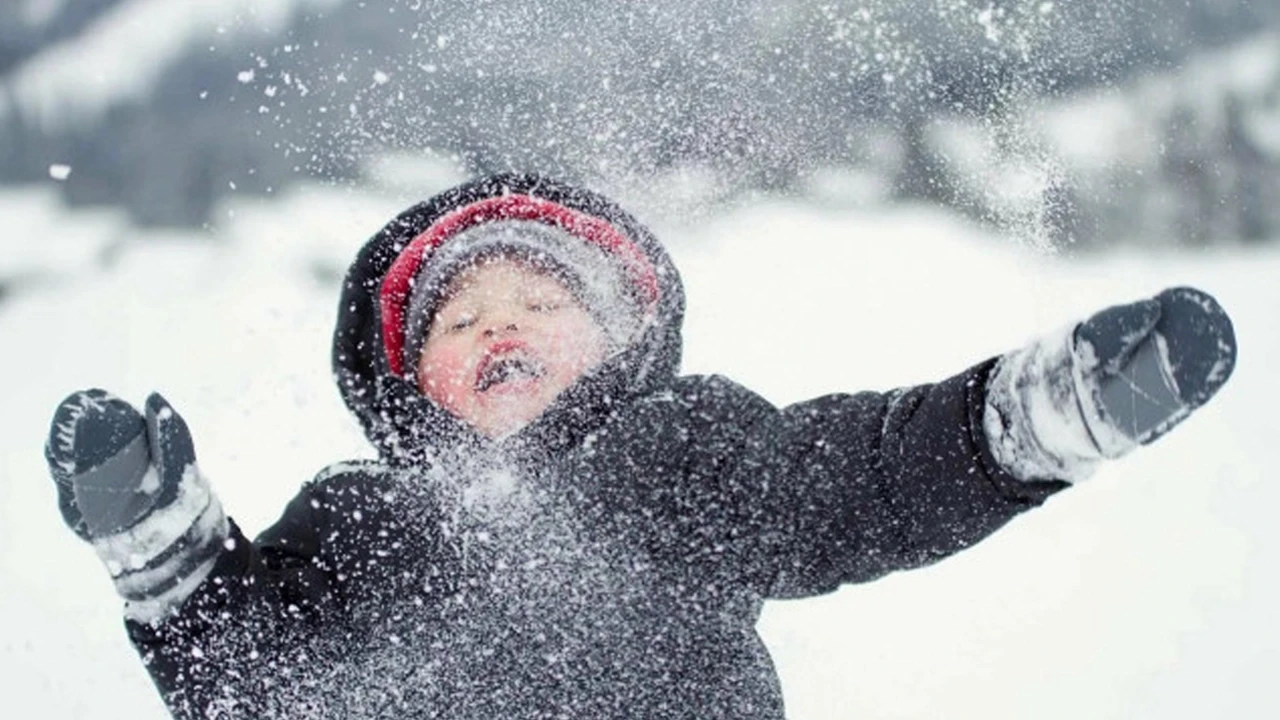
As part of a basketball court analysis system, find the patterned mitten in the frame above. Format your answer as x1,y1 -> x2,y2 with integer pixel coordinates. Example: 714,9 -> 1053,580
985,287 -> 1236,482
46,390 -> 228,620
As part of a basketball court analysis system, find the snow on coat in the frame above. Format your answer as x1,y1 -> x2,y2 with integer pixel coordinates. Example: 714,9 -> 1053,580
126,174 -> 1067,720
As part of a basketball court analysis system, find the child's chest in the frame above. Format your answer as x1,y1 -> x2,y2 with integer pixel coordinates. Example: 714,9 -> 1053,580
319,450 -> 742,623
305,454 -> 772,716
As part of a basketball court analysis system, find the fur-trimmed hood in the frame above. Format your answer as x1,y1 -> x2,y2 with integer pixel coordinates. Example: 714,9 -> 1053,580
331,174 -> 686,463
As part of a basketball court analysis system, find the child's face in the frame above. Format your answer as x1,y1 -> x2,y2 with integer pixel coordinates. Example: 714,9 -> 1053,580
416,257 -> 608,438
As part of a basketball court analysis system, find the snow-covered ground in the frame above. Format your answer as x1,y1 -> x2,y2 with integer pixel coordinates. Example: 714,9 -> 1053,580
0,182 -> 1275,719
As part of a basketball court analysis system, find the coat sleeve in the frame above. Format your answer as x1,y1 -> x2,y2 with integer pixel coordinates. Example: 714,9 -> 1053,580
687,358 -> 1069,599
123,462 -> 380,719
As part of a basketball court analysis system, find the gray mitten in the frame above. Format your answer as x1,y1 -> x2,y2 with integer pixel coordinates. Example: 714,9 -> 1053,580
985,287 -> 1236,482
46,390 -> 228,620
1074,287 -> 1236,454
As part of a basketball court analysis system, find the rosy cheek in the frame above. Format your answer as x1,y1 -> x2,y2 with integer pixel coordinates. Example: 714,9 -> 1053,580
418,347 -> 472,410
548,324 -> 605,380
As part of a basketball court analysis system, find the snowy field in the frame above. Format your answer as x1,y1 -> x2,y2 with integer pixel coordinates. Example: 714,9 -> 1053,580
0,181 -> 1276,719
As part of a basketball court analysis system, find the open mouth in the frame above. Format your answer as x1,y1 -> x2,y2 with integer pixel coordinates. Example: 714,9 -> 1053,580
475,354 -> 546,392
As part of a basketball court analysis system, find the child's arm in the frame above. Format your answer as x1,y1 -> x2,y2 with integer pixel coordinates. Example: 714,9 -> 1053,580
694,287 -> 1234,599
44,391 -> 349,718
45,391 -> 232,624
721,360 -> 1055,598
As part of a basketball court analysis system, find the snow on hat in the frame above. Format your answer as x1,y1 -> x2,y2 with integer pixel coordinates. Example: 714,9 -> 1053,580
380,194 -> 661,379
401,219 -> 645,373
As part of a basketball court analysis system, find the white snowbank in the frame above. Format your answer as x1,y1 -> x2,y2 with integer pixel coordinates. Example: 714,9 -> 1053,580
0,184 -> 1275,719
0,188 -> 126,283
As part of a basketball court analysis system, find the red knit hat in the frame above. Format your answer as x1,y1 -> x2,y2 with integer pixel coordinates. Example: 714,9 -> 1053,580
380,194 -> 660,378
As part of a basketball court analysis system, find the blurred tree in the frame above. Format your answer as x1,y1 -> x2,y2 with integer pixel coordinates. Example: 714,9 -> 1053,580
1222,94 -> 1277,244
0,0 -> 125,75
0,0 -> 1277,237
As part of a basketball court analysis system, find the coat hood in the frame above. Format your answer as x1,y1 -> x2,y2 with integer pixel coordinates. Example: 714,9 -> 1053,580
332,174 -> 686,462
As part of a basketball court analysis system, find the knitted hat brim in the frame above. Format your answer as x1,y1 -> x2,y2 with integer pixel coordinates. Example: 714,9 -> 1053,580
401,220 -> 646,378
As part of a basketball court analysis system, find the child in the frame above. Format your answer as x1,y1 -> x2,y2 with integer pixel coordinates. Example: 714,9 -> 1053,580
45,174 -> 1236,719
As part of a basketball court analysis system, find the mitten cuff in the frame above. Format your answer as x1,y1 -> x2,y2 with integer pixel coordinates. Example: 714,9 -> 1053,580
984,325 -> 1102,483
89,464 -> 229,622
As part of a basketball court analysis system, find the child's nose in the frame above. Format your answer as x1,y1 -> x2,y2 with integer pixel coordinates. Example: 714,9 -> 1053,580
481,307 -> 522,336
482,321 -> 520,337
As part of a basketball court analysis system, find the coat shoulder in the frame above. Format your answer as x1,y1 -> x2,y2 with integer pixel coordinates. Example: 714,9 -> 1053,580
655,374 -> 776,416
306,459 -> 395,497
614,375 -> 777,459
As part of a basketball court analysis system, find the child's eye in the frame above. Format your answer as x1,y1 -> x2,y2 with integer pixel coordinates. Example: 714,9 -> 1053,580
447,315 -> 476,332
527,301 -> 561,313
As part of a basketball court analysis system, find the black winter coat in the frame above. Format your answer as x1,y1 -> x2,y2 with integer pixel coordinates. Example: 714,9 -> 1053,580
126,175 -> 1066,719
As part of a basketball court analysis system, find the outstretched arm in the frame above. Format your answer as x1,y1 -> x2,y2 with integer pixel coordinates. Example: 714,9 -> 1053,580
706,287 -> 1235,599
46,391 -> 231,624
44,391 -> 343,718
729,360 -> 1061,598
125,486 -> 344,719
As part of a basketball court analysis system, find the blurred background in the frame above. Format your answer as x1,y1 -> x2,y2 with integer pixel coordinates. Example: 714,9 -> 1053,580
1,0 -> 1278,246
2,2 -> 1278,719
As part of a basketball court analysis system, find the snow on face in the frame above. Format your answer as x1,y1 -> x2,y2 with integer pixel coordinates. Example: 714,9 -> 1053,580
416,257 -> 608,438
